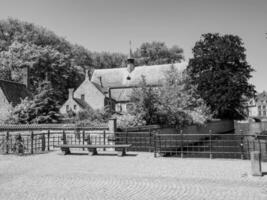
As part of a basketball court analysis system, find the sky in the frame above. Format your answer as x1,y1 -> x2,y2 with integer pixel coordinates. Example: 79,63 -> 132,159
0,0 -> 266,92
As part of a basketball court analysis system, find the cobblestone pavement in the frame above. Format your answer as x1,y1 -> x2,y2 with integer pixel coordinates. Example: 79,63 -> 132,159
0,151 -> 267,200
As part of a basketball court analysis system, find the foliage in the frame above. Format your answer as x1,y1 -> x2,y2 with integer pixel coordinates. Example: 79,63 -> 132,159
157,66 -> 211,128
127,67 -> 210,128
114,113 -> 146,129
6,81 -> 63,124
133,41 -> 184,66
64,107 -> 112,127
0,18 -> 125,103
187,33 -> 255,120
130,75 -> 160,124
91,52 -> 126,69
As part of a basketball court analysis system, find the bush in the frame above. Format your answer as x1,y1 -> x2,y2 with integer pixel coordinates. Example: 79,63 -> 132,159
114,113 -> 146,129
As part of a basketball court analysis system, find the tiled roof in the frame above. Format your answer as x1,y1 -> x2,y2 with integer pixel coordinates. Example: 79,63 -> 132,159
0,80 -> 32,106
91,62 -> 187,101
91,62 -> 187,88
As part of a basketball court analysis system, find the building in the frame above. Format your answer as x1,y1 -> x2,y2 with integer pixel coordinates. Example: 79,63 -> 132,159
0,66 -> 32,122
247,91 -> 267,119
60,50 -> 187,115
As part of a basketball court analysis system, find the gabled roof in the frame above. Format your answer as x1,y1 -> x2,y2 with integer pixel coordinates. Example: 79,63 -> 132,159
0,80 -> 32,106
91,62 -> 187,101
91,62 -> 187,88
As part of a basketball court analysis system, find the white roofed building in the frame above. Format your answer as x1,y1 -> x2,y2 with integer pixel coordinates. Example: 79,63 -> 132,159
60,49 -> 187,115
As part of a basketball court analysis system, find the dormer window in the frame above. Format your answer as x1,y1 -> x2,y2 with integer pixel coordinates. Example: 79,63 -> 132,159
127,76 -> 131,80
74,105 -> 77,110
81,94 -> 85,101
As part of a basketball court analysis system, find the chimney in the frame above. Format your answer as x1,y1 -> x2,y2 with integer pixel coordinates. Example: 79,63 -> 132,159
21,65 -> 29,89
98,76 -> 103,87
68,88 -> 74,100
85,69 -> 89,80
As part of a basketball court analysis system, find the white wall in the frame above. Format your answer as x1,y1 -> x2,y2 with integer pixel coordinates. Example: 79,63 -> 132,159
74,79 -> 105,110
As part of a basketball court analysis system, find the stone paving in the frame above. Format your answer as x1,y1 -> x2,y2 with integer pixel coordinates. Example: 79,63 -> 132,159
0,151 -> 267,200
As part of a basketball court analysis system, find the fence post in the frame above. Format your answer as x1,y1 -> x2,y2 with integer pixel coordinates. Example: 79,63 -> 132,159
82,130 -> 85,151
209,130 -> 213,159
62,130 -> 67,145
103,130 -> 106,151
180,130 -> 184,158
41,133 -> 46,151
5,131 -> 9,154
240,130 -> 244,160
47,130 -> 50,151
154,132 -> 157,158
31,131 -> 34,154
149,127 -> 152,152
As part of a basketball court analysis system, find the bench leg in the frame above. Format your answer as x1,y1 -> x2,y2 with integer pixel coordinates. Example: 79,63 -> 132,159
61,147 -> 71,155
88,148 -> 97,156
117,148 -> 126,157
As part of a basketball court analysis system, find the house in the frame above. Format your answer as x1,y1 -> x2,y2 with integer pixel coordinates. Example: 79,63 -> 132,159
60,50 -> 187,115
0,66 -> 32,122
247,91 -> 267,119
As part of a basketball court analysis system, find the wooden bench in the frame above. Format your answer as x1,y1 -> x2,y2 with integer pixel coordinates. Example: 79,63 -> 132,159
55,144 -> 132,156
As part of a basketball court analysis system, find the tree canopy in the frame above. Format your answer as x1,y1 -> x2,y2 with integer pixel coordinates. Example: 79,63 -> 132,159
6,80 -> 62,124
187,33 -> 255,120
133,41 -> 184,66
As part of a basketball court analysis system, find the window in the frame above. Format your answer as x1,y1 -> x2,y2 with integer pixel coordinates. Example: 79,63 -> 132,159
264,111 -> 266,116
66,105 -> 69,111
115,104 -> 122,112
258,105 -> 261,110
74,105 -> 77,110
263,105 -> 266,109
259,111 -> 262,116
81,94 -> 85,101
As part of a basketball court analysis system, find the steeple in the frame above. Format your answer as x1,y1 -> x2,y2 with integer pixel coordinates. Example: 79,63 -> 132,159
127,41 -> 135,73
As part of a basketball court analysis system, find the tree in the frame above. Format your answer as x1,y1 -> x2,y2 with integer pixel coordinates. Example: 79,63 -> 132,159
6,81 -> 62,124
130,76 -> 160,125
134,41 -> 184,66
0,41 -> 83,103
187,33 -> 255,120
91,52 -> 126,69
158,66 -> 210,128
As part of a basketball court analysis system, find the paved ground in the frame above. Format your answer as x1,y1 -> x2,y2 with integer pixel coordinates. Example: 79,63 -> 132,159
0,151 -> 267,200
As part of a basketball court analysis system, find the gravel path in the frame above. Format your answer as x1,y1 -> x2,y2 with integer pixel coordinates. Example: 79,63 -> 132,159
0,151 -> 267,200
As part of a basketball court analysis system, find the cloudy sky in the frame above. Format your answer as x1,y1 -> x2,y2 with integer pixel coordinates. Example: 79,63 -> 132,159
0,0 -> 266,92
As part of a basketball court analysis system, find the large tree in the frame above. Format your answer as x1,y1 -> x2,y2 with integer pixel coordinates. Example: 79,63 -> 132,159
6,80 -> 62,124
133,41 -> 184,66
187,33 -> 255,120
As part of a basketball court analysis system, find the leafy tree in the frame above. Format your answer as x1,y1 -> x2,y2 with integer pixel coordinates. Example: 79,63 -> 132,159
187,33 -> 255,120
91,52 -> 126,69
6,81 -> 62,124
130,76 -> 160,125
158,66 -> 210,128
0,41 -> 83,103
134,41 -> 184,66
128,68 -> 210,128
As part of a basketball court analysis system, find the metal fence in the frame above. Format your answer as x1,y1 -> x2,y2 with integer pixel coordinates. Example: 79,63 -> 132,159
1,124 -> 266,161
154,133 -> 259,159
115,131 -> 154,152
0,127 -> 112,155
